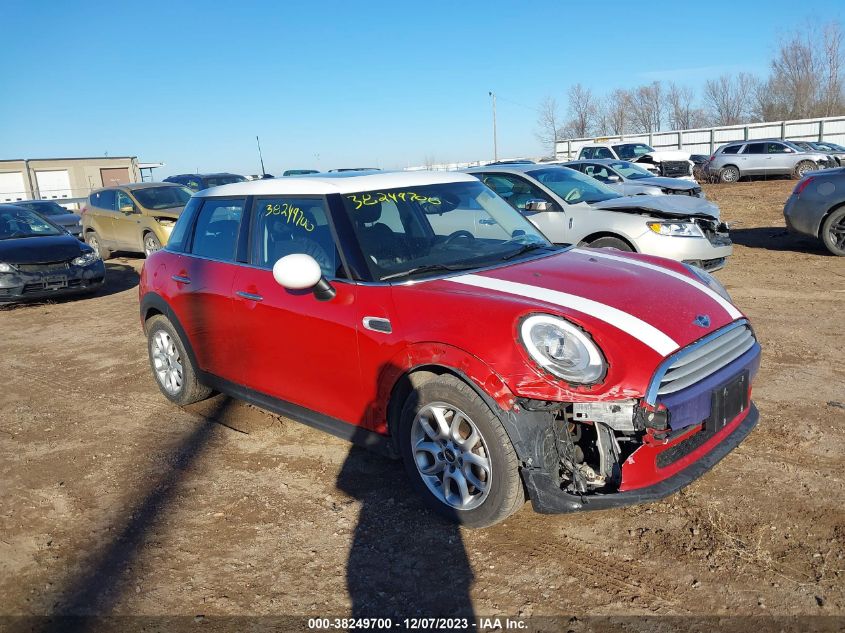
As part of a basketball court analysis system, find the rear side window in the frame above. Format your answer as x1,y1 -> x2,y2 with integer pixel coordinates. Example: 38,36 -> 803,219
594,147 -> 614,159
250,197 -> 341,278
90,190 -> 116,210
743,143 -> 765,154
190,198 -> 245,261
579,147 -> 593,159
165,197 -> 201,253
721,145 -> 740,155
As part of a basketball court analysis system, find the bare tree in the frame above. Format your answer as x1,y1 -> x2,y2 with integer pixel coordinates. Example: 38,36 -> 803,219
600,89 -> 631,135
534,96 -> 563,154
564,84 -> 597,138
703,73 -> 756,125
819,22 -> 844,116
629,82 -> 664,133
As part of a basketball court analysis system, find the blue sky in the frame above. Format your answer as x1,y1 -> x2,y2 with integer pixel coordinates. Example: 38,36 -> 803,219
1,0 -> 841,175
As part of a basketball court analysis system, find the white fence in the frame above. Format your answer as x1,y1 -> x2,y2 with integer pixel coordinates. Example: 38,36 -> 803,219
554,115 -> 845,159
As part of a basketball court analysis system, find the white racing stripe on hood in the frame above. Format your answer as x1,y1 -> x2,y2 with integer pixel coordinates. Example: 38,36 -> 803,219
574,249 -> 742,320
446,274 -> 679,356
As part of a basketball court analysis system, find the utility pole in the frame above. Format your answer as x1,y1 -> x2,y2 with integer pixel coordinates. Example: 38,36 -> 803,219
489,91 -> 498,161
256,135 -> 266,177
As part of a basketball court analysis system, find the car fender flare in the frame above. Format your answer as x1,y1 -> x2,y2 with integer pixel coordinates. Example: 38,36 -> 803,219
819,201 -> 845,238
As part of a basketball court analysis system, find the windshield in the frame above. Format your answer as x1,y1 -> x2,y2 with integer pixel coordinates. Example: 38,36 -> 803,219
204,175 -> 246,188
813,142 -> 844,152
607,161 -> 654,180
612,143 -> 655,160
16,201 -> 68,216
1,206 -> 63,239
132,186 -> 192,210
340,181 -> 554,281
526,167 -> 621,205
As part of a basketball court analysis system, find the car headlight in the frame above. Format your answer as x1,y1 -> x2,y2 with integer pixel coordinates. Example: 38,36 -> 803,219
647,221 -> 704,238
684,263 -> 732,302
0,262 -> 16,273
519,314 -> 606,384
72,250 -> 101,267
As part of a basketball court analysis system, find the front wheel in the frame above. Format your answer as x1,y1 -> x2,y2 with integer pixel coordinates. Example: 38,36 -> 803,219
719,165 -> 740,183
398,374 -> 524,528
793,160 -> 816,180
587,236 -> 633,251
143,232 -> 162,257
821,207 -> 845,256
146,315 -> 212,405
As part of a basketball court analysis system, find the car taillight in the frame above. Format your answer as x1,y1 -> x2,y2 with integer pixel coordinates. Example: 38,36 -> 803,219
793,176 -> 815,195
708,155 -> 715,162
80,206 -> 87,215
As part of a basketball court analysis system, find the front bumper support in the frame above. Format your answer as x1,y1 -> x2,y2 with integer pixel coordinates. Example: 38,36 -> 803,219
521,402 -> 759,514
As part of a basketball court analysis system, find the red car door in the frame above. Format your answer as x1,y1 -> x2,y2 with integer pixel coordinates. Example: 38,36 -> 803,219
169,197 -> 246,384
231,196 -> 364,426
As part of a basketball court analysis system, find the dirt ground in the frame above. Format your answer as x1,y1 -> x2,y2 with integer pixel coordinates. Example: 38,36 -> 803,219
1,179 -> 844,627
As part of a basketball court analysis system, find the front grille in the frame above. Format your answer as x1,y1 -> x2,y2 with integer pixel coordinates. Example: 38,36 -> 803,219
657,325 -> 756,396
656,425 -> 714,468
661,161 -> 691,177
694,218 -> 731,246
16,261 -> 70,273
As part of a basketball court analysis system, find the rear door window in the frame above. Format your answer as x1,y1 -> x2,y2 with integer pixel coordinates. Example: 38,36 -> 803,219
190,198 -> 245,261
594,147 -> 614,159
91,190 -> 117,211
742,143 -> 765,154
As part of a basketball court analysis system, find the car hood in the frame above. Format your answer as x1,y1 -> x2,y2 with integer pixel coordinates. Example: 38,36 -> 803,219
392,249 -> 744,398
590,194 -> 719,219
0,234 -> 85,264
635,150 -> 691,162
633,176 -> 698,190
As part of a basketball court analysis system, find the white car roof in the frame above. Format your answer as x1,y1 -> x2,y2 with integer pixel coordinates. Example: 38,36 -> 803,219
195,170 -> 477,197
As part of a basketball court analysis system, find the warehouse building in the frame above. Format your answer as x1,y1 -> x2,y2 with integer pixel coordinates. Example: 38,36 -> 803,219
0,156 -> 163,208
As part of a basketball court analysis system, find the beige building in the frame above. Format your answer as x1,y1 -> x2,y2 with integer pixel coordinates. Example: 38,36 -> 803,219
0,156 -> 151,207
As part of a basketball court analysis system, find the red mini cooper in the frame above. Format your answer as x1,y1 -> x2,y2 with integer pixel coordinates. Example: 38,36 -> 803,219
139,171 -> 760,528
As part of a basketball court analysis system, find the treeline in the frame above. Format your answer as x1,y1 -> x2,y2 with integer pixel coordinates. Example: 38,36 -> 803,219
536,21 -> 844,150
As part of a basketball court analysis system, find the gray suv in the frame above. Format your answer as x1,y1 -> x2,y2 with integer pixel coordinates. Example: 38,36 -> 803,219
706,140 -> 833,183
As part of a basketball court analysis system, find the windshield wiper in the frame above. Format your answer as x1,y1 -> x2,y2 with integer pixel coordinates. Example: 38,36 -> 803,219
501,242 -> 552,260
380,262 -> 477,281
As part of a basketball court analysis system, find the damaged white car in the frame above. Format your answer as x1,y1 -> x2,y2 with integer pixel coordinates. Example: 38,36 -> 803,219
578,142 -> 695,180
465,164 -> 731,272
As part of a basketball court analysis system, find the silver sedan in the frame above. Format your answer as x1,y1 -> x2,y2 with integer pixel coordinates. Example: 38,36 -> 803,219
563,159 -> 703,197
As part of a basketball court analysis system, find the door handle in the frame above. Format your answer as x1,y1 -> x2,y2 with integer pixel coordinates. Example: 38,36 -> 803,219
236,290 -> 263,302
479,218 -> 497,225
171,275 -> 191,284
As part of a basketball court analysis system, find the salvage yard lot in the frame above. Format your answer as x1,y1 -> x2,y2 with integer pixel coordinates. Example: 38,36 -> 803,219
1,179 -> 844,618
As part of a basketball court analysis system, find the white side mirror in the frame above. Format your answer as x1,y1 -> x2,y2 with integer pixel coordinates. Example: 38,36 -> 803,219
273,253 -> 322,290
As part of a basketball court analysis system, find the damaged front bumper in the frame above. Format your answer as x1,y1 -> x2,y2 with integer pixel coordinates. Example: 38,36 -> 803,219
0,261 -> 106,302
502,321 -> 761,514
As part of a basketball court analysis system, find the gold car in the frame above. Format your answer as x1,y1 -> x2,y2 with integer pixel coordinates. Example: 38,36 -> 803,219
81,182 -> 192,258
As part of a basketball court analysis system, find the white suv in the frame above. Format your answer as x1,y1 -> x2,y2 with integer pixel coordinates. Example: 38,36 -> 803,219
578,142 -> 694,180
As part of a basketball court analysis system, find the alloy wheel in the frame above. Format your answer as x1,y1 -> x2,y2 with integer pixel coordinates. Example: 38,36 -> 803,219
144,235 -> 160,256
88,235 -> 100,257
151,330 -> 183,395
829,215 -> 845,252
410,402 -> 492,511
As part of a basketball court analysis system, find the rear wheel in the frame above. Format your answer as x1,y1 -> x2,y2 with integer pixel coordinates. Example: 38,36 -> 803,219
143,232 -> 162,257
719,165 -> 740,183
587,236 -> 633,251
398,374 -> 524,528
86,231 -> 111,260
793,160 -> 816,180
821,207 -> 845,256
146,315 -> 212,405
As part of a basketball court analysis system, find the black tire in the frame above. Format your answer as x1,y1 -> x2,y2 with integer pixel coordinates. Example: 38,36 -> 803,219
86,231 -> 111,260
719,165 -> 740,183
821,206 -> 845,256
587,236 -> 633,251
398,374 -> 524,528
793,160 -> 816,180
143,232 -> 162,257
146,314 -> 213,405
